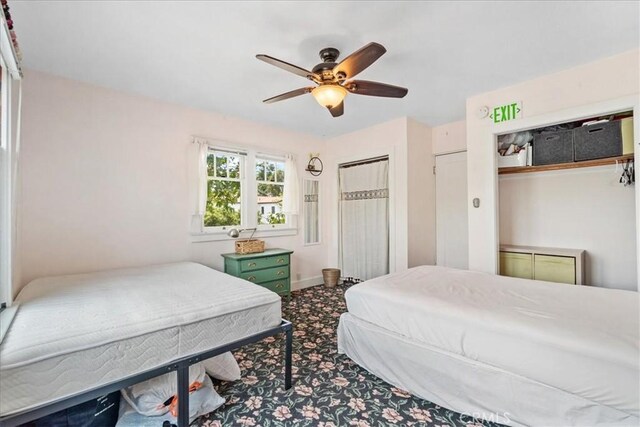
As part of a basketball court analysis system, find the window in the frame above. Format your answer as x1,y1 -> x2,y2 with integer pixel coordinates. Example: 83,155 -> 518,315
255,157 -> 286,226
0,60 -> 8,308
204,151 -> 243,228
0,46 -> 22,308
199,147 -> 293,236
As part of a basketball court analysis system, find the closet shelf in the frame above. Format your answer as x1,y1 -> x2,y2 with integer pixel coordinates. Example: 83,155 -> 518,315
498,154 -> 634,175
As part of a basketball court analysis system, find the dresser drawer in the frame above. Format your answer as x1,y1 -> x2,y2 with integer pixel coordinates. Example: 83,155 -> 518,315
500,251 -> 533,280
534,254 -> 576,284
239,254 -> 290,272
240,266 -> 289,283
261,278 -> 290,295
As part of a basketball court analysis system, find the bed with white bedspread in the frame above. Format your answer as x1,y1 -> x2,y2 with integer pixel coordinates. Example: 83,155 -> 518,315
337,265 -> 639,426
0,262 -> 286,424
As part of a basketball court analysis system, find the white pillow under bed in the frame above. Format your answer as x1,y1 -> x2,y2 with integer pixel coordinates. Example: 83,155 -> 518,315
201,351 -> 241,382
120,362 -> 224,425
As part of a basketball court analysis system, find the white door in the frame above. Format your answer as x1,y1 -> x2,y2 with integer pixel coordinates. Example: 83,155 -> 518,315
436,152 -> 469,269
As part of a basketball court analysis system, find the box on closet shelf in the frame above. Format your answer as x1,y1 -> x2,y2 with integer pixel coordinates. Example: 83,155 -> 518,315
533,129 -> 574,166
621,117 -> 635,155
574,120 -> 623,161
498,145 -> 529,168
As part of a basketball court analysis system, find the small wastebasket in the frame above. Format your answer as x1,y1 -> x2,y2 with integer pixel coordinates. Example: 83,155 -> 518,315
322,268 -> 340,288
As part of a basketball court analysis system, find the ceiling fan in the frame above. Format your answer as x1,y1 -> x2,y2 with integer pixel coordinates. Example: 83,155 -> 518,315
256,42 -> 408,117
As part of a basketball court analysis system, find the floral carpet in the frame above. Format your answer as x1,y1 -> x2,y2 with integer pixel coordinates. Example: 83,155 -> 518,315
196,284 -> 497,427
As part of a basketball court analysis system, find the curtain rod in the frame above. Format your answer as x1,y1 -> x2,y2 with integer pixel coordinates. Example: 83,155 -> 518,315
192,136 -> 246,155
339,155 -> 389,169
191,136 -> 291,158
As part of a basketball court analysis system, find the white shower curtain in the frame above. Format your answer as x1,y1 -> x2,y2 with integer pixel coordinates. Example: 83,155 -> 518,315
339,159 -> 389,281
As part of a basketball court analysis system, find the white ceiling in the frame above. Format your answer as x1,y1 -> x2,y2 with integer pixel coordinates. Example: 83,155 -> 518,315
11,1 -> 640,138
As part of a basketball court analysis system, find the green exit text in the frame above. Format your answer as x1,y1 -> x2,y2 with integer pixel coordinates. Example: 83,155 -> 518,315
490,102 -> 522,123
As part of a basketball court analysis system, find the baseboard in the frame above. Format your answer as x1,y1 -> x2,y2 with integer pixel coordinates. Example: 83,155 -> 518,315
291,275 -> 324,291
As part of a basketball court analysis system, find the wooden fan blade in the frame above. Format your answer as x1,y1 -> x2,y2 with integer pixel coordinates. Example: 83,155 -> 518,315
263,87 -> 314,104
332,42 -> 386,79
329,101 -> 344,117
344,80 -> 408,98
256,54 -> 318,81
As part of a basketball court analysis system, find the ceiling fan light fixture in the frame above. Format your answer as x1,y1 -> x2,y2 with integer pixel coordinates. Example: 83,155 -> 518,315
311,84 -> 347,109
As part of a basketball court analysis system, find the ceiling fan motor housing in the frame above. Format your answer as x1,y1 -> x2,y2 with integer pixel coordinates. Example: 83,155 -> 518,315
312,47 -> 345,81
319,47 -> 340,62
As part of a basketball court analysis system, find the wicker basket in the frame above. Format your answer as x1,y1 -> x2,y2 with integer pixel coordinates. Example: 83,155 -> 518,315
235,239 -> 265,255
322,268 -> 341,288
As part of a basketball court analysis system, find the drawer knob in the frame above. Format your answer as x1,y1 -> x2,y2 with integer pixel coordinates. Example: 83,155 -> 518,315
248,262 -> 257,267
277,258 -> 285,264
276,283 -> 284,289
247,276 -> 256,282
277,270 -> 285,276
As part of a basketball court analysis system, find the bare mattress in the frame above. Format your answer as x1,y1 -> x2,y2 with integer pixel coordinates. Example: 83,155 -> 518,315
0,262 -> 281,416
341,266 -> 639,421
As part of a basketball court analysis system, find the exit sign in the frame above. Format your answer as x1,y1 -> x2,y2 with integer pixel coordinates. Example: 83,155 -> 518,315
490,102 -> 522,123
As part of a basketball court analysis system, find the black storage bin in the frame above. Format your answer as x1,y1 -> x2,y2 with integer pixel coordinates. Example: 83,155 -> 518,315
574,121 -> 622,161
533,129 -> 574,166
33,392 -> 120,427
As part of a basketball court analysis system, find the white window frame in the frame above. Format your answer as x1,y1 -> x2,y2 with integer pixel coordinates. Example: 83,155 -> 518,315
255,154 -> 289,231
192,145 -> 297,242
0,16 -> 20,308
0,55 -> 11,307
203,149 -> 246,232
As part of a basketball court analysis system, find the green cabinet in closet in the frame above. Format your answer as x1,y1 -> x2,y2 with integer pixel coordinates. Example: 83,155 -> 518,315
499,245 -> 584,285
499,252 -> 533,280
533,254 -> 576,284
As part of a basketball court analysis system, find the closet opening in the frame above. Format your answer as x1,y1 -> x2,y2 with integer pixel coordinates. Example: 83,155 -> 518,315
496,110 -> 637,290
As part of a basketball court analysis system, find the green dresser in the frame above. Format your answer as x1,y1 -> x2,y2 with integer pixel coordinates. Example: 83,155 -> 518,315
222,248 -> 294,298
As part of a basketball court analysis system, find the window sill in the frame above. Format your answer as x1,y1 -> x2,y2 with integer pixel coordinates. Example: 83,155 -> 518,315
191,227 -> 298,243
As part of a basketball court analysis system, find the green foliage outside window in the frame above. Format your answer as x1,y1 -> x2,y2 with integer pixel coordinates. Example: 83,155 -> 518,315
205,180 -> 240,227
267,212 -> 286,224
204,153 -> 241,227
256,159 -> 285,225
256,209 -> 286,225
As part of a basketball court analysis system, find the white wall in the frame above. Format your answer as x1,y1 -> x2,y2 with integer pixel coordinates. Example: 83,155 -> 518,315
17,70 -> 327,292
325,117 -> 436,274
499,166 -> 637,290
466,49 -> 640,280
407,118 -> 436,267
432,120 -> 466,155
325,117 -> 408,273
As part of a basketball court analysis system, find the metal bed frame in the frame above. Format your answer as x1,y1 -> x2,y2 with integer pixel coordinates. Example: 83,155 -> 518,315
0,319 -> 293,427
